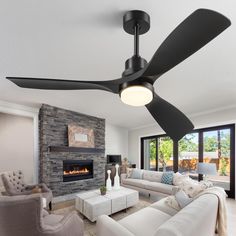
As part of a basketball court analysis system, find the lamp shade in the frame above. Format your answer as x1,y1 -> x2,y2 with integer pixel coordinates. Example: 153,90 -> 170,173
197,163 -> 217,175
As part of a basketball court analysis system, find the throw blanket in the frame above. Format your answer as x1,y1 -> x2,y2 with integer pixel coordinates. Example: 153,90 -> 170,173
165,186 -> 227,236
197,187 -> 227,236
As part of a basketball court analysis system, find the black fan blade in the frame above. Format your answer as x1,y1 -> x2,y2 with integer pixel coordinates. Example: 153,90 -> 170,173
6,77 -> 121,93
143,9 -> 231,79
146,93 -> 194,141
6,69 -> 144,93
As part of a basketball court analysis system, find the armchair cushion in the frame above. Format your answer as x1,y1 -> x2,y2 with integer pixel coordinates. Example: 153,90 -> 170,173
43,214 -> 64,226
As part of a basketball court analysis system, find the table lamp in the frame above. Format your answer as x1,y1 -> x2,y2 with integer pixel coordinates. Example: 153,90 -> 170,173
197,163 -> 217,181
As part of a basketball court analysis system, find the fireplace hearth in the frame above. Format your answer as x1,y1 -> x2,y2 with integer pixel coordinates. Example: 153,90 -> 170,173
63,160 -> 93,182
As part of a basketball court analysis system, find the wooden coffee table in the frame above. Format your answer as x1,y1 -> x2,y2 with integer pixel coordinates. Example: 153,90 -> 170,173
75,186 -> 139,222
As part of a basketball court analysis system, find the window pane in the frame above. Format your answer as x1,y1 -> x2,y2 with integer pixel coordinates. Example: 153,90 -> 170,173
178,133 -> 199,180
158,137 -> 173,171
203,129 -> 230,190
143,138 -> 156,170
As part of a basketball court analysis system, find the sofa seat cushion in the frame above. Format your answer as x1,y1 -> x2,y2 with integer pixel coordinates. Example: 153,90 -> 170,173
43,214 -> 64,226
144,182 -> 174,195
122,178 -> 150,188
119,207 -> 171,236
143,170 -> 163,182
150,198 -> 178,216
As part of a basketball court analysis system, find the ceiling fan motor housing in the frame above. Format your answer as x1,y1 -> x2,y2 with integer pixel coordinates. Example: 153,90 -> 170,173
122,55 -> 147,76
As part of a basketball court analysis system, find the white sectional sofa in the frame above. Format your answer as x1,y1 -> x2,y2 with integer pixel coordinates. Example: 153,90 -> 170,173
96,193 -> 218,236
120,170 -> 179,198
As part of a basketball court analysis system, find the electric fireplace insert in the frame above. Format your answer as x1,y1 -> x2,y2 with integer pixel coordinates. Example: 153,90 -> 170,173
63,160 -> 93,182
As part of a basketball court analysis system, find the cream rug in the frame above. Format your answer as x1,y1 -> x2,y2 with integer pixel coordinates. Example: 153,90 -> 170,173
52,195 -> 153,236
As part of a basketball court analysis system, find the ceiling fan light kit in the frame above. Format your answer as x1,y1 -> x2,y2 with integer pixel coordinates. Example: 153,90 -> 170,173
120,82 -> 154,106
6,9 -> 231,141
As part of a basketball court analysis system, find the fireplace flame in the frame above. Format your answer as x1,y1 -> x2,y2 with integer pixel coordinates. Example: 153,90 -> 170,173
63,168 -> 89,176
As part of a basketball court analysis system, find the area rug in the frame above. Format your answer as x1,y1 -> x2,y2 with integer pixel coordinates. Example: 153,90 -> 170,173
52,195 -> 153,236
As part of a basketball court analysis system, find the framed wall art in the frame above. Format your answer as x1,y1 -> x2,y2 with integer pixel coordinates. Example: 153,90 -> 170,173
68,124 -> 95,148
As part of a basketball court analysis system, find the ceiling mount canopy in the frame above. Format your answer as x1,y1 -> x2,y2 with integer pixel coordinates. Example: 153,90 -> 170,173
6,9 -> 231,141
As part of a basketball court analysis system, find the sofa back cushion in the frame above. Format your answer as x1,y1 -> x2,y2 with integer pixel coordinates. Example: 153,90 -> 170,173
143,170 -> 163,182
130,169 -> 143,179
154,194 -> 218,236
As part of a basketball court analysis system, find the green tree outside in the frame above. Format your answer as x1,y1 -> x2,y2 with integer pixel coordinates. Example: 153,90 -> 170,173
158,137 -> 173,171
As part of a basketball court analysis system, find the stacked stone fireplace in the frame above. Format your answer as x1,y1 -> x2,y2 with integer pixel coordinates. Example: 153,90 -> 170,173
39,104 -> 106,196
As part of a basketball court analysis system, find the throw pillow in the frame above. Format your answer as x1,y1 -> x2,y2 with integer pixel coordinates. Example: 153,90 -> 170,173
32,186 -> 42,194
130,169 -> 143,179
165,196 -> 181,211
175,190 -> 193,208
126,168 -> 133,178
0,185 -> 5,196
161,172 -> 174,185
173,172 -> 188,186
179,178 -> 204,198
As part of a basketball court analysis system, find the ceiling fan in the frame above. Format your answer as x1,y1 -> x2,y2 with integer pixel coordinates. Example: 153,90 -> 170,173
6,9 -> 231,141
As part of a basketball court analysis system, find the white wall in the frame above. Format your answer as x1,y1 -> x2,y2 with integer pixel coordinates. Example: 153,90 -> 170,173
0,100 -> 39,185
105,123 -> 128,159
0,113 -> 34,184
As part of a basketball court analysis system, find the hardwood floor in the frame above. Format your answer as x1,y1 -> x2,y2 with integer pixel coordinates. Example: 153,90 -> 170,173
226,198 -> 236,236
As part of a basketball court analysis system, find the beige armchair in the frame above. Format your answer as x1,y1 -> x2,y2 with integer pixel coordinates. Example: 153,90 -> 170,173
1,170 -> 53,210
0,194 -> 84,236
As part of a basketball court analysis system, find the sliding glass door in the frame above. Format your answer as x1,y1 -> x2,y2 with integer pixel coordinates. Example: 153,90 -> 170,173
178,133 -> 199,180
142,138 -> 157,170
203,128 -> 231,190
141,124 -> 235,198
141,135 -> 173,171
158,137 -> 173,172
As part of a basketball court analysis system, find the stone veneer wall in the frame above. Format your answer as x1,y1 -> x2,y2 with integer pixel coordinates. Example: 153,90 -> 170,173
39,104 -> 105,196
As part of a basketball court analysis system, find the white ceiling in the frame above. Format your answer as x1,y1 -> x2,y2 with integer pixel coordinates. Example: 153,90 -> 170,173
0,0 -> 235,129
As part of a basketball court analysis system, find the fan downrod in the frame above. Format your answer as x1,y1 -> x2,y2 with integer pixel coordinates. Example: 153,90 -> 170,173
122,10 -> 150,77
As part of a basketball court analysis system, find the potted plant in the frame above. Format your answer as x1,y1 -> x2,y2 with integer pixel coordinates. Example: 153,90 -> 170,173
100,185 -> 107,195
